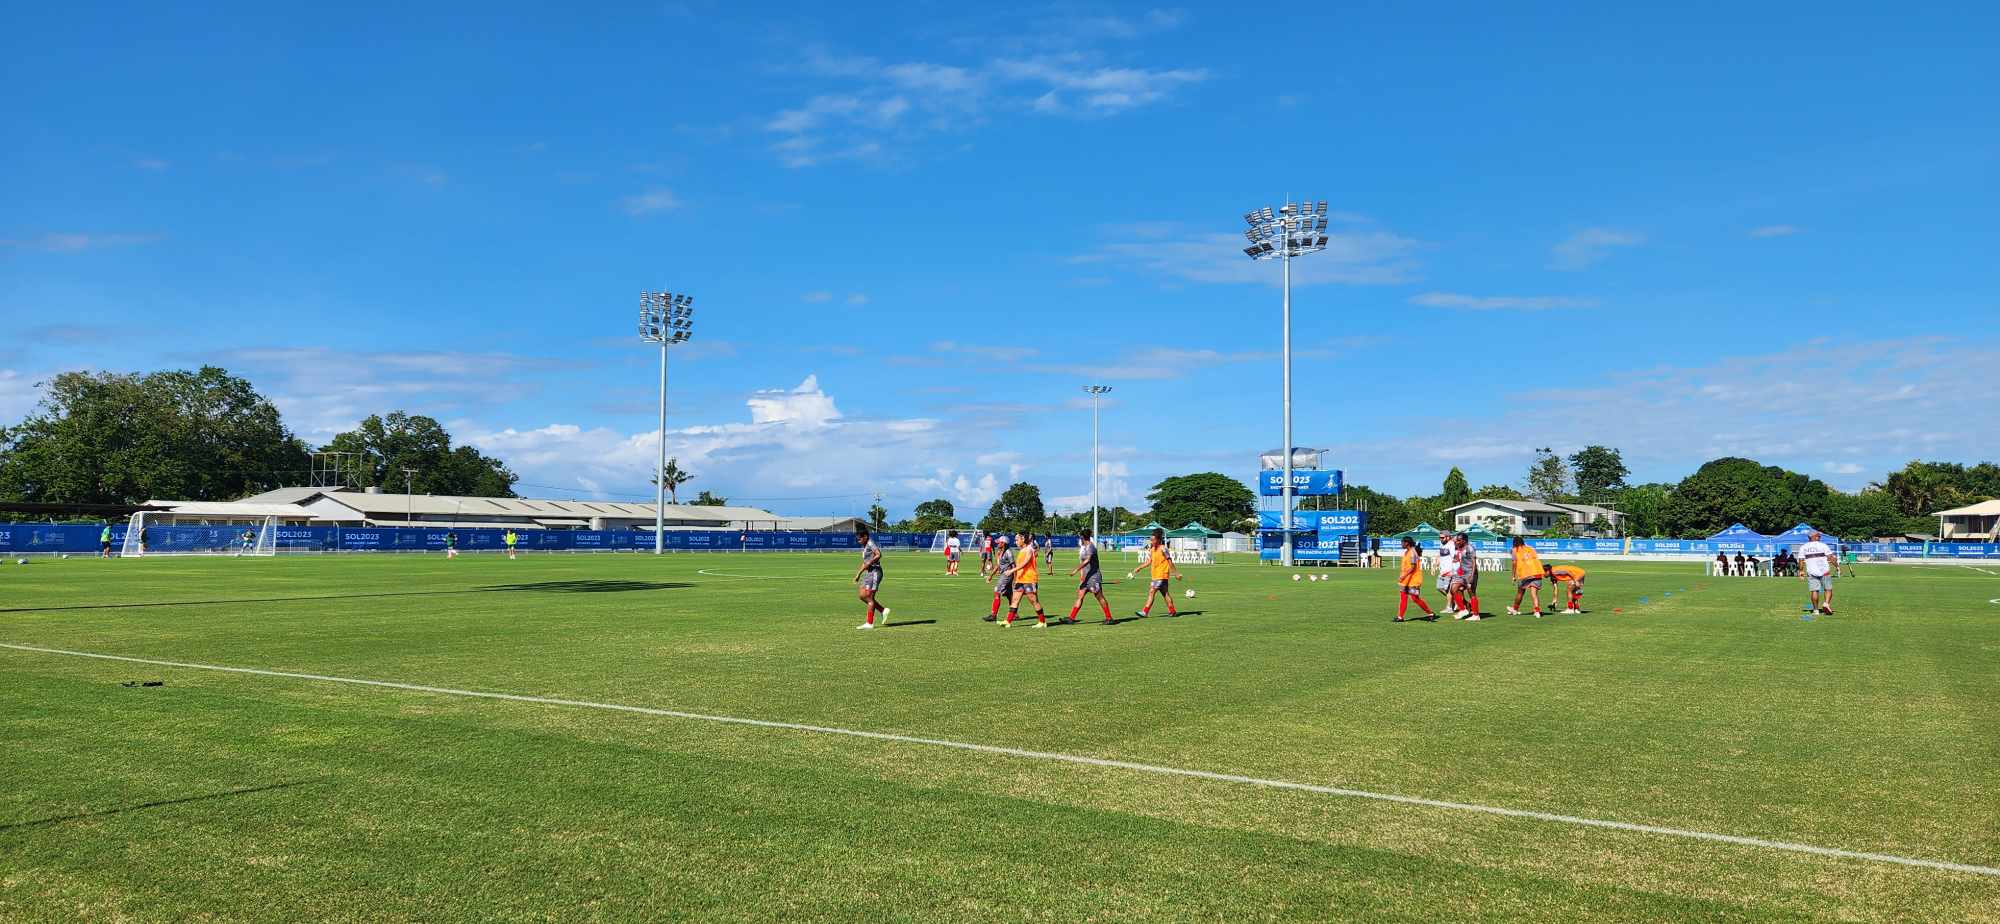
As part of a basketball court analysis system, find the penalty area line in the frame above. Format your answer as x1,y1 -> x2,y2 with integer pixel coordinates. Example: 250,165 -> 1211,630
4,641 -> 1996,880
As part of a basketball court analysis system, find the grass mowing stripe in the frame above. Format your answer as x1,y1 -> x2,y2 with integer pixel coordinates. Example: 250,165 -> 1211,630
7,640 -> 1997,881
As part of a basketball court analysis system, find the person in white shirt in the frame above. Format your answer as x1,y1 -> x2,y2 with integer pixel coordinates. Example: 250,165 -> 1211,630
1797,531 -> 1835,615
944,530 -> 961,576
1435,532 -> 1463,616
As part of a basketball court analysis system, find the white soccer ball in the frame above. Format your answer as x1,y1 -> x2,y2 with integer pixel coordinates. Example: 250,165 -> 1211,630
60,554 -> 69,560
1292,573 -> 1301,582
15,558 -> 25,565
1184,589 -> 1195,598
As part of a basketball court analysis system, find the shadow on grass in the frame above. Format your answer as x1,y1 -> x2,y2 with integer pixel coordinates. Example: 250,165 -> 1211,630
476,580 -> 693,594
1,580 -> 693,613
878,619 -> 937,628
0,779 -> 325,833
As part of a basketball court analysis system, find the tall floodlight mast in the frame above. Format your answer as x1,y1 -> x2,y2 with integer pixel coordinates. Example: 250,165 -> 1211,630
639,292 -> 695,555
1241,200 -> 1330,567
1082,385 -> 1113,542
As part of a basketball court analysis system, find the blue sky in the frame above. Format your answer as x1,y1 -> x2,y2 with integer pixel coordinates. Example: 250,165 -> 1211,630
3,2 -> 1995,518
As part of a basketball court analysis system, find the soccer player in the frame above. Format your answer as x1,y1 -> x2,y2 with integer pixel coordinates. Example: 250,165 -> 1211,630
444,530 -> 459,559
1043,534 -> 1055,570
237,529 -> 256,555
852,524 -> 890,629
979,533 -> 994,577
99,523 -> 113,558
1066,527 -> 1114,625
983,535 -> 1014,622
504,529 -> 519,560
1507,536 -> 1545,617
1839,546 -> 1859,578
944,529 -> 961,576
1394,536 -> 1436,622
1545,563 -> 1586,613
1797,530 -> 1834,615
1126,527 -> 1183,618
1004,531 -> 1049,627
1451,533 -> 1483,620
1434,530 -> 1460,614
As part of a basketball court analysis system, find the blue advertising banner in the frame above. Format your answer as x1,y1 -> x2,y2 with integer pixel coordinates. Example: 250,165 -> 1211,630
1258,470 -> 1343,497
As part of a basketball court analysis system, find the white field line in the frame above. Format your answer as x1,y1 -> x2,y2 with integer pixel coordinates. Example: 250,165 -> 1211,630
5,641 -> 1996,880
1960,565 -> 1999,576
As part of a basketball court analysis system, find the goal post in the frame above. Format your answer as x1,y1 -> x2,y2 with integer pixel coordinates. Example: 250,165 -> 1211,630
120,513 -> 279,557
928,529 -> 982,554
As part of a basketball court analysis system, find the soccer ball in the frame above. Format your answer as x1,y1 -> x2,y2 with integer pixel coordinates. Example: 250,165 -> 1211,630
1291,574 -> 1301,582
15,558 -> 25,565
60,554 -> 69,560
1184,589 -> 1195,598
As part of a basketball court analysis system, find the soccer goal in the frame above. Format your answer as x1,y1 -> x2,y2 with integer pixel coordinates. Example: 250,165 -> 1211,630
928,529 -> 982,554
1128,543 -> 1213,566
119,513 -> 278,557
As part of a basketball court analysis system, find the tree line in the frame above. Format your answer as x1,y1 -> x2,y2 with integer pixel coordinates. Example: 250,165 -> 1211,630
0,366 -> 518,505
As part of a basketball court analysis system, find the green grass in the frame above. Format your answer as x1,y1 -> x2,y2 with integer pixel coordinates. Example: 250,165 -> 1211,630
3,551 -> 1997,922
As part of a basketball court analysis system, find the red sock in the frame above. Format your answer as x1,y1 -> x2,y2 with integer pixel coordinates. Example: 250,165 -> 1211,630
1069,605 -> 1080,619
990,594 -> 1002,616
1099,600 -> 1112,618
1415,596 -> 1434,615
1468,595 -> 1480,614
1398,596 -> 1409,617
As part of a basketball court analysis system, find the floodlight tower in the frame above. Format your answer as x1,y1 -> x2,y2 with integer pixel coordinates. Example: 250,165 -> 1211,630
1242,199 -> 1330,567
639,291 -> 695,555
1082,385 -> 1113,541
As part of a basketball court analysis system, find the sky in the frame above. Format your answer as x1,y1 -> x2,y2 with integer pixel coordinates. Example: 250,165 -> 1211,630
3,2 -> 1996,519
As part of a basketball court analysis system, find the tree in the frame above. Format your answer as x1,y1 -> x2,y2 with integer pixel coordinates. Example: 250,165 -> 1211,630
1870,460 -> 2000,518
978,482 -> 1047,536
0,366 -> 311,504
1820,488 -> 1909,540
650,458 -> 694,503
867,503 -> 888,531
1441,467 -> 1471,509
1474,484 -> 1525,501
1568,445 -> 1630,504
1402,494 -> 1448,533
691,490 -> 728,506
1338,484 -> 1413,535
1146,472 -> 1255,532
1540,517 -> 1577,538
322,412 -> 518,497
1614,483 -> 1673,537
1659,457 -> 1831,537
909,498 -> 968,533
1523,447 -> 1573,501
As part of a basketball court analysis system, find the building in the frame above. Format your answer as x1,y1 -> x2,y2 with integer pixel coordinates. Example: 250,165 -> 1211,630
1934,499 -> 2000,541
1444,498 -> 1625,536
145,487 -> 793,532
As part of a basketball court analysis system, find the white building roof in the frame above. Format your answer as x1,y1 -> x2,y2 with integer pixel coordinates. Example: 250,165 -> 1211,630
147,500 -> 318,518
1934,499 -> 2000,517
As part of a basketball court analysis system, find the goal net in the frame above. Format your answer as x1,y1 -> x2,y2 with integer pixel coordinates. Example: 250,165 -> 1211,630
120,513 -> 278,557
929,530 -> 982,554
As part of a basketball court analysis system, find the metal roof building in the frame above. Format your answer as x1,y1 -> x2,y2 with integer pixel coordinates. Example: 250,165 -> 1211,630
189,488 -> 794,531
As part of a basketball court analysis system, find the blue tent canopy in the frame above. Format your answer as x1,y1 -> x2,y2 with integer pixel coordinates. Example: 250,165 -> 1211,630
1706,523 -> 1772,542
1767,523 -> 1838,546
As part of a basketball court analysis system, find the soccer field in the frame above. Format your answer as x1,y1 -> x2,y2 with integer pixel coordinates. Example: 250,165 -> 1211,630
3,553 -> 1996,922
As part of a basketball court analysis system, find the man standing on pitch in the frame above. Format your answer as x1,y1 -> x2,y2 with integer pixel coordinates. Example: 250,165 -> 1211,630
504,529 -> 519,560
1797,530 -> 1835,615
1507,536 -> 1545,617
853,524 -> 889,629
1127,527 -> 1183,619
100,522 -> 113,558
1394,537 -> 1436,622
1452,533 -> 1482,620
1066,527 -> 1114,625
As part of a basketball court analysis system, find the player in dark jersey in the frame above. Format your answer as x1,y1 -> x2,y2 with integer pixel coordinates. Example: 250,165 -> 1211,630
983,536 -> 1014,622
852,524 -> 889,629
1065,527 -> 1114,625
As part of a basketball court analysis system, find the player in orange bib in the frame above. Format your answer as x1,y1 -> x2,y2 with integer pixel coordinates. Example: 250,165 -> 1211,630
1126,527 -> 1183,618
1508,537 -> 1546,617
1544,563 -> 1586,614
1394,536 -> 1436,622
1004,530 -> 1049,627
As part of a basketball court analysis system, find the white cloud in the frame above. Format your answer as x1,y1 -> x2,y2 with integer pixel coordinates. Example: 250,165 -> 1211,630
200,346 -> 564,442
990,58 -> 1207,112
1823,461 -> 1864,475
1549,228 -> 1644,270
1410,292 -> 1599,311
1749,225 -> 1802,238
801,291 -> 834,303
0,232 -> 161,253
620,188 -> 683,215
0,369 -> 41,423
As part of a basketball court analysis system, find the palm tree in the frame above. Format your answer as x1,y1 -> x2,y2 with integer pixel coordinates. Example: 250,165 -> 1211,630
650,457 -> 694,504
